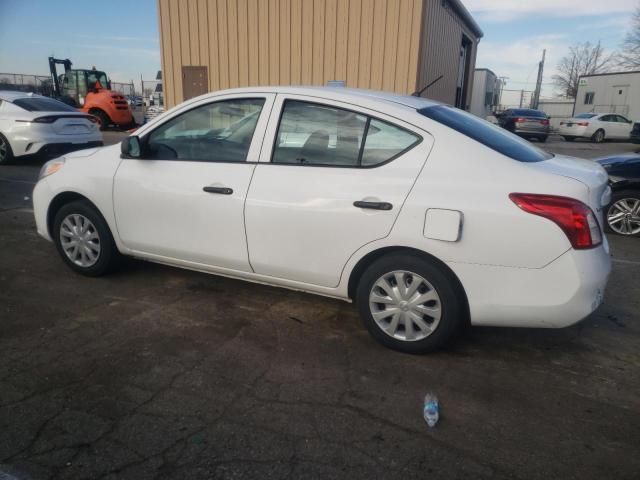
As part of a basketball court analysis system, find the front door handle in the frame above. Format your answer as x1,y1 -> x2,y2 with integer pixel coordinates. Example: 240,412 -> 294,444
353,200 -> 393,211
203,186 -> 233,195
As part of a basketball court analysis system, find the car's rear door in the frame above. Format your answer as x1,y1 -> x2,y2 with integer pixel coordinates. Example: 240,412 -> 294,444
244,95 -> 433,288
113,93 -> 274,271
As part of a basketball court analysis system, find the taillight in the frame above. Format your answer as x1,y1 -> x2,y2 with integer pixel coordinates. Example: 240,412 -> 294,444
577,121 -> 589,126
509,193 -> 602,249
540,119 -> 549,125
515,117 -> 526,123
33,116 -> 58,123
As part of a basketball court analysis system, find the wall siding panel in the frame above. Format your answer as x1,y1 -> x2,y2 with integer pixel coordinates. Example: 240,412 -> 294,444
159,0 -> 478,107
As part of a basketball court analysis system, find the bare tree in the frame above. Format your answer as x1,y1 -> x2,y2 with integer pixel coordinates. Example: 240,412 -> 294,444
552,41 -> 612,98
619,7 -> 640,68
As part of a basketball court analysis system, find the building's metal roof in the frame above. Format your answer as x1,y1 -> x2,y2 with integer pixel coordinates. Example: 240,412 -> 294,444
447,0 -> 484,39
580,70 -> 640,79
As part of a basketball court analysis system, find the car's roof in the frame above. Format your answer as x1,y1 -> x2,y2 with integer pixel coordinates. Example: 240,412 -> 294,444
0,90 -> 47,102
196,86 -> 442,111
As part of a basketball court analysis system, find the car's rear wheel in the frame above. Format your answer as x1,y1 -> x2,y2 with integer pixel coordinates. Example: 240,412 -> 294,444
356,253 -> 464,354
0,133 -> 14,165
591,129 -> 605,143
563,136 -> 575,142
605,191 -> 640,236
53,200 -> 120,276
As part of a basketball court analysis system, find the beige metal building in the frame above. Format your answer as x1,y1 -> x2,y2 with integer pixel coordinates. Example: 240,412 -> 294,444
157,0 -> 482,108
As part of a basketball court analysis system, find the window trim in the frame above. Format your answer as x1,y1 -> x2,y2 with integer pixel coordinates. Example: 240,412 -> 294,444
136,96 -> 268,164
584,92 -> 595,105
268,99 -> 423,169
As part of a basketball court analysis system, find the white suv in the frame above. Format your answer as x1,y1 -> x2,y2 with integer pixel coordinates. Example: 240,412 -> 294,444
32,87 -> 611,353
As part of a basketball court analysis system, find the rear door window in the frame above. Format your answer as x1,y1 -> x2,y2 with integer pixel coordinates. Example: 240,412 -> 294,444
12,97 -> 77,112
419,105 -> 552,162
272,100 -> 420,167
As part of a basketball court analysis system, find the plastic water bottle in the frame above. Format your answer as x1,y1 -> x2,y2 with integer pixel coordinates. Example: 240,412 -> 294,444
423,393 -> 439,427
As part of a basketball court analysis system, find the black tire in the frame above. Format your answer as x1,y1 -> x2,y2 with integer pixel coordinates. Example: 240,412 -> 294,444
604,190 -> 640,237
53,200 -> 120,276
0,133 -> 14,165
563,136 -> 575,142
355,253 -> 464,354
591,129 -> 605,143
90,109 -> 111,131
538,135 -> 548,143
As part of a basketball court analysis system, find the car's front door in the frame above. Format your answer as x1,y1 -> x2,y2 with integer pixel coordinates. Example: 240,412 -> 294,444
615,115 -> 633,139
113,94 -> 274,271
244,96 -> 434,288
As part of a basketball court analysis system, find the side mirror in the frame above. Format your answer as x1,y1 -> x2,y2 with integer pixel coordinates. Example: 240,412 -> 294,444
121,136 -> 141,158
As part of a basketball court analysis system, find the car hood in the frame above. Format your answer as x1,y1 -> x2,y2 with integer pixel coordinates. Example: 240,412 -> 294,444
64,147 -> 103,159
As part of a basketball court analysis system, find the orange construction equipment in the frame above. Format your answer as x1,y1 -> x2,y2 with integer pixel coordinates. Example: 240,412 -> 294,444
48,57 -> 135,130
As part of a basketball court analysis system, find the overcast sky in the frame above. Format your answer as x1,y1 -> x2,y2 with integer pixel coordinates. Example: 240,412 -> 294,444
466,0 -> 638,98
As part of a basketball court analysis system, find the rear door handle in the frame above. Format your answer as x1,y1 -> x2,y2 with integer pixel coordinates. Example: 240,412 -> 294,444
353,201 -> 393,211
203,186 -> 233,195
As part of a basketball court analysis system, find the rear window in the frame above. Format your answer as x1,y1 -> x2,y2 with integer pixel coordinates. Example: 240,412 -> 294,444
12,97 -> 77,112
419,105 -> 553,163
512,109 -> 546,118
575,113 -> 597,119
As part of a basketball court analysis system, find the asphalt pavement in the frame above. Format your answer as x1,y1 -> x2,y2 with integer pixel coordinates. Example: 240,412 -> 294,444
0,136 -> 639,479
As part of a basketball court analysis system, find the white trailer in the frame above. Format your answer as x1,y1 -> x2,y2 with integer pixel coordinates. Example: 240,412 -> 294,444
574,71 -> 640,121
470,68 -> 498,120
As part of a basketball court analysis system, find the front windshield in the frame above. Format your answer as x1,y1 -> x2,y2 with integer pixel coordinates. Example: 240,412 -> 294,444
86,70 -> 109,89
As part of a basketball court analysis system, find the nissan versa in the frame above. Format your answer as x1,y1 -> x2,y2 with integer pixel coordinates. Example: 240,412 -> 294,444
32,87 -> 612,353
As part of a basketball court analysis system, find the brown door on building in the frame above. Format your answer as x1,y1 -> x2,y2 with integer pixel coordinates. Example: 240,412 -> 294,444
182,66 -> 208,101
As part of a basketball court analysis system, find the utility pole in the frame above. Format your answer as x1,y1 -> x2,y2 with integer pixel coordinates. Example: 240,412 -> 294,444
532,49 -> 546,109
497,76 -> 508,111
519,89 -> 524,108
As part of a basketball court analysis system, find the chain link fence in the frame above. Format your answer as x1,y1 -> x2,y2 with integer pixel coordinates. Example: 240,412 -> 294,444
0,72 -> 134,97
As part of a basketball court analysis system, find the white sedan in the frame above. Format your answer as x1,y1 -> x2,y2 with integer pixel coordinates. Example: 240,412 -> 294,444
559,113 -> 633,143
32,87 -> 611,353
0,91 -> 103,165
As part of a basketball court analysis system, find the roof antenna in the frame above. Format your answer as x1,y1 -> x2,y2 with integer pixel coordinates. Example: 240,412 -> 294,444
412,75 -> 443,97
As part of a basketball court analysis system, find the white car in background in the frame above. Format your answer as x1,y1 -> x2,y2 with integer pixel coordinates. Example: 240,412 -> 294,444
559,113 -> 633,143
33,87 -> 611,353
0,91 -> 103,165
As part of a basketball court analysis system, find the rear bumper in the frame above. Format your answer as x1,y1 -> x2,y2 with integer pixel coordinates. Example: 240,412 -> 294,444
514,127 -> 549,136
108,108 -> 134,126
558,126 -> 589,138
449,242 -> 612,328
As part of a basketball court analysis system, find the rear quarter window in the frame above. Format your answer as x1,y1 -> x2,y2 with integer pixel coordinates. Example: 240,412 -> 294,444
419,105 -> 553,163
13,97 -> 77,112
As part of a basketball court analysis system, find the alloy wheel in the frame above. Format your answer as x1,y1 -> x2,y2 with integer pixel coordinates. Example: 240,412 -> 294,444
607,198 -> 640,235
369,270 -> 442,342
59,214 -> 101,267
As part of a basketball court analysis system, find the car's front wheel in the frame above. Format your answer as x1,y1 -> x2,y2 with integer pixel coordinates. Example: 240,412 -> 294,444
563,136 -> 575,142
53,200 -> 120,276
605,191 -> 640,236
356,253 -> 464,354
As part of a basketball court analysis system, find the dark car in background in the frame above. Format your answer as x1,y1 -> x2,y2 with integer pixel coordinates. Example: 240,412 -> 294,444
630,122 -> 640,144
596,153 -> 640,237
497,108 -> 550,143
